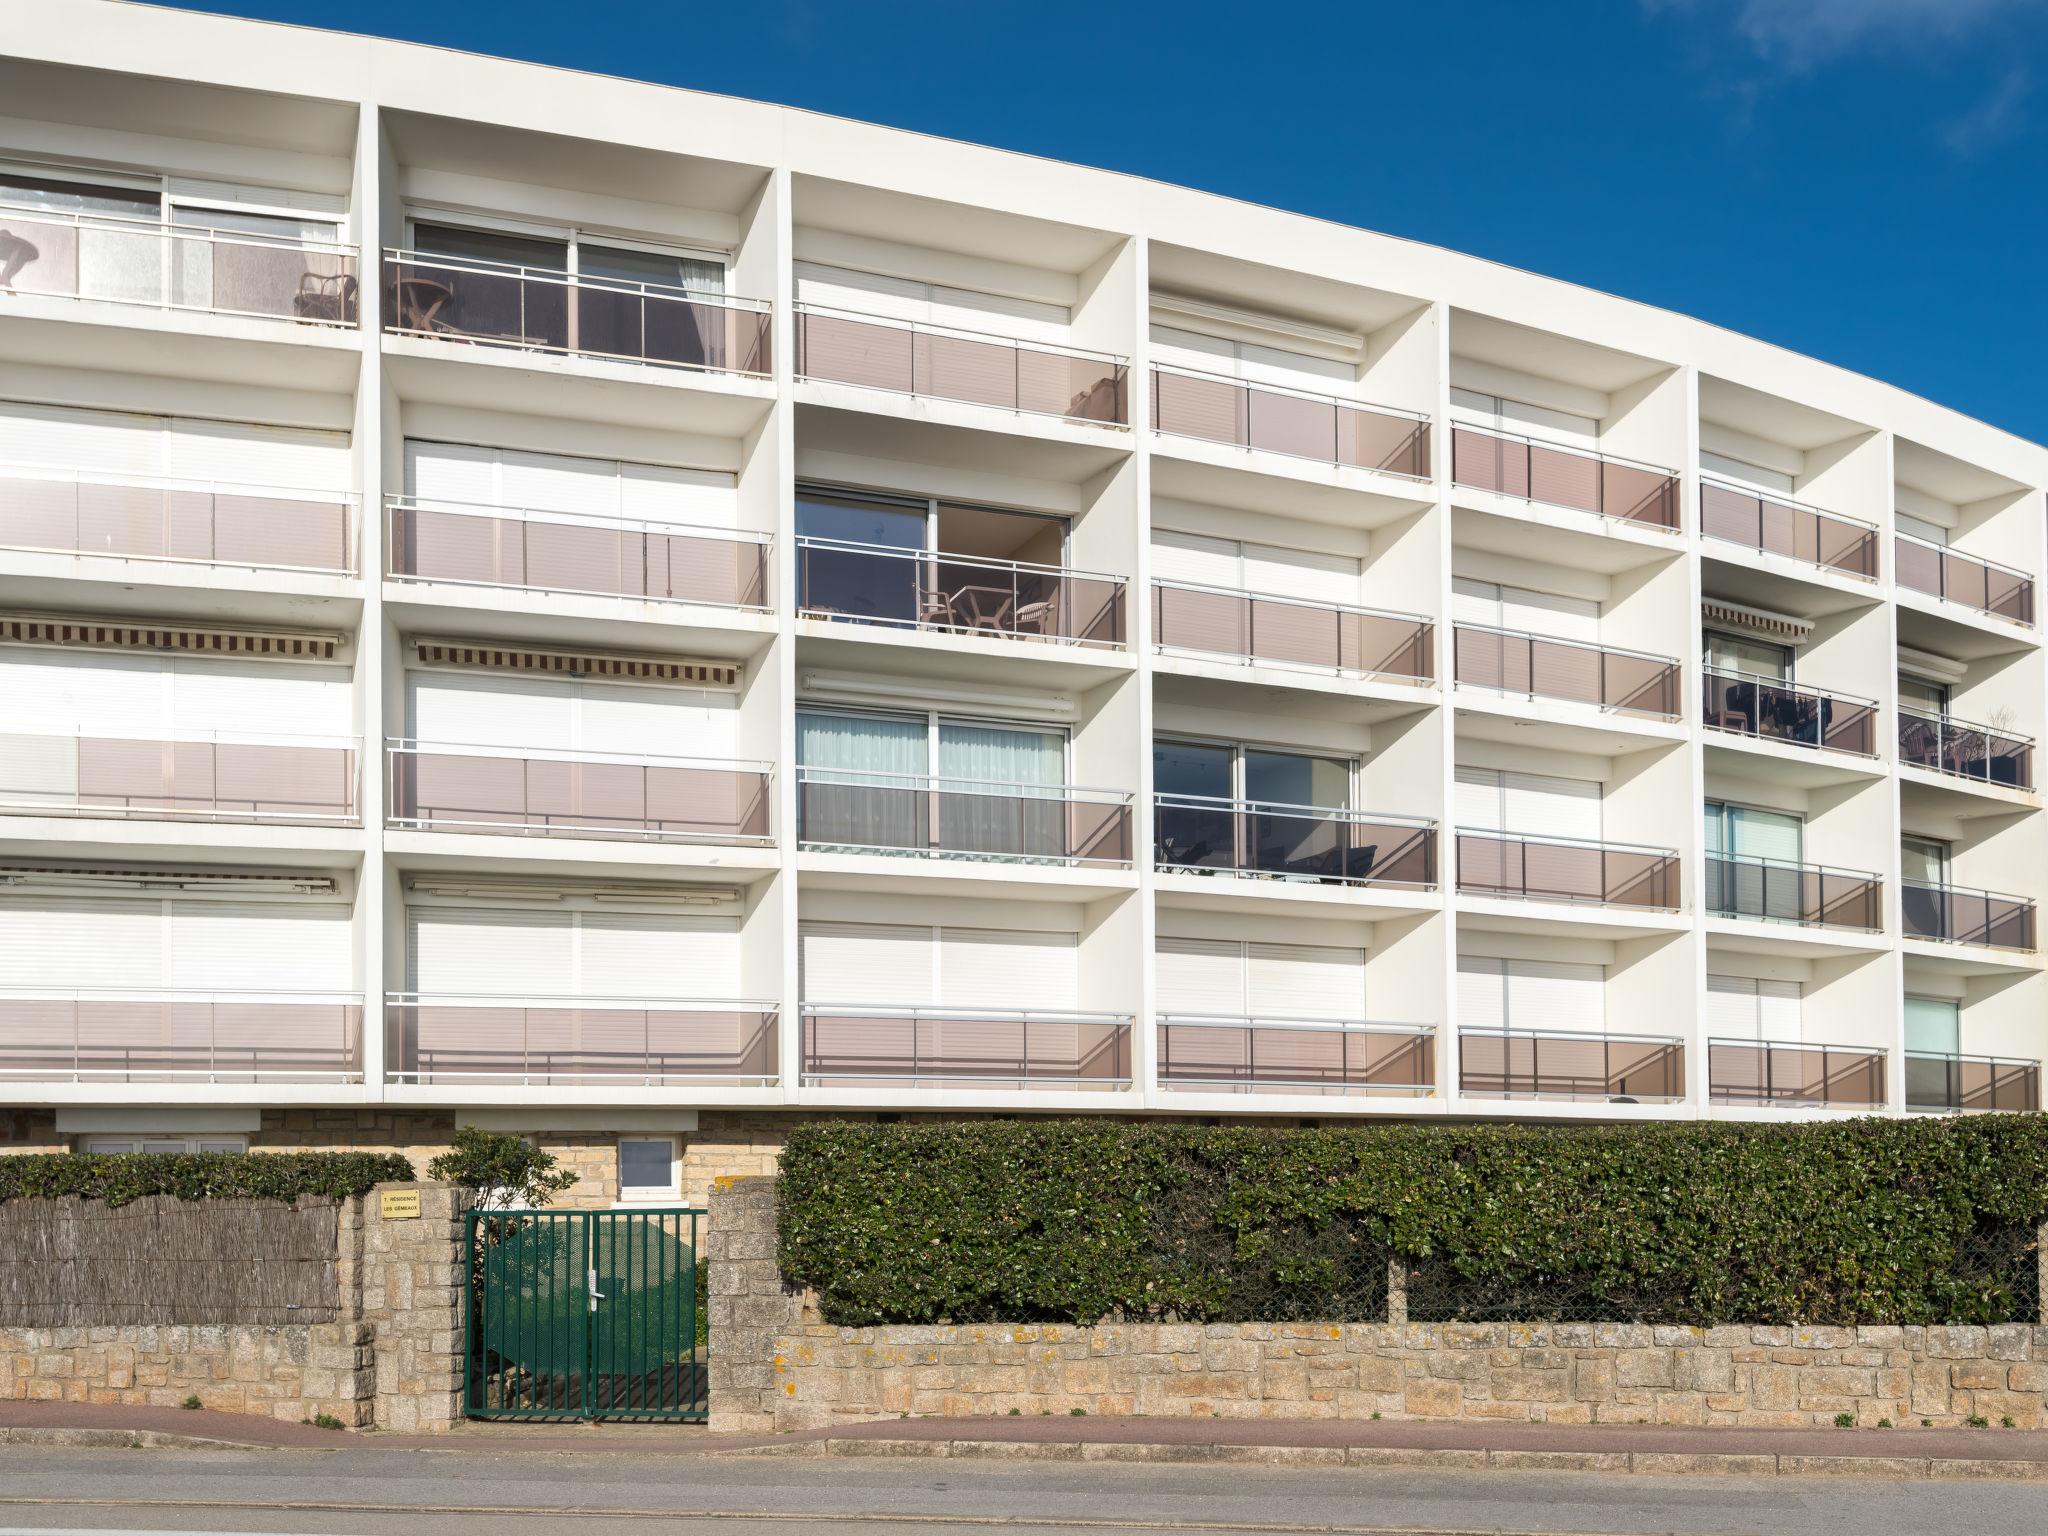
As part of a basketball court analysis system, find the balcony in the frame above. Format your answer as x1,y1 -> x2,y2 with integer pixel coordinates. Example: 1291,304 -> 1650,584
0,990 -> 362,1083
1457,1028 -> 1685,1103
1895,535 -> 2033,626
1151,365 -> 1429,478
1906,1052 -> 2041,1113
383,250 -> 770,375
387,741 -> 772,843
1699,477 -> 1877,581
385,995 -> 778,1086
1701,670 -> 1877,756
387,497 -> 768,610
0,732 -> 358,825
800,1005 -> 1133,1088
1156,1015 -> 1434,1095
1901,881 -> 2037,951
2,466 -> 355,574
0,204 -> 359,326
1707,1039 -> 1887,1110
796,768 -> 1132,867
1152,580 -> 1432,682
1705,853 -> 1881,931
1451,425 -> 1677,529
794,303 -> 1126,424
1154,794 -> 1436,888
796,538 -> 1126,647
1898,709 -> 2033,791
1457,831 -> 1679,911
1454,625 -> 1680,719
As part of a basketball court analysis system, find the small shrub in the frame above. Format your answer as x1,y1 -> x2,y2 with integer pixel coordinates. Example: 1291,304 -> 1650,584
1968,1414 -> 1991,1428
2002,1416 -> 2017,1429
427,1128 -> 574,1211
1877,1418 -> 1892,1428
312,1414 -> 345,1431
1070,1407 -> 1086,1416
179,1396 -> 202,1411
1833,1412 -> 1854,1428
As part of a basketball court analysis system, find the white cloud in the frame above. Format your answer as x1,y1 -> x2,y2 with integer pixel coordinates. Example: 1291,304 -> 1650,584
1942,64 -> 2032,152
1651,0 -> 2043,70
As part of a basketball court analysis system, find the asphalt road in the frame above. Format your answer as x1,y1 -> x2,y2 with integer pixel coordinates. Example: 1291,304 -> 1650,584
0,1444 -> 2042,1536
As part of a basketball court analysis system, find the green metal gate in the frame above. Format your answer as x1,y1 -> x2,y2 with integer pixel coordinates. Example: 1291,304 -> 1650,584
464,1207 -> 706,1422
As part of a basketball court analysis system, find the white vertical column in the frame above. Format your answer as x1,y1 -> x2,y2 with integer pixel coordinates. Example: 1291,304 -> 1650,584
1125,234 -> 1159,1109
353,101 -> 390,1104
1428,300 -> 1460,1114
1677,364 -> 1710,1115
1876,430 -> 1909,1112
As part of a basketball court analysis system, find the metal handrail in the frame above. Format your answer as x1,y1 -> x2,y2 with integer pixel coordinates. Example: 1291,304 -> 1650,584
0,985 -> 361,1003
802,1003 -> 1131,1024
1701,666 -> 1879,710
1459,1024 -> 1683,1047
388,493 -> 769,545
1901,877 -> 2035,911
1455,620 -> 1677,669
1707,1035 -> 1885,1058
1895,530 -> 2033,588
385,247 -> 768,311
1704,850 -> 1881,882
0,200 -> 356,259
1699,474 -> 1877,533
795,763 -> 1129,804
793,534 -> 1122,587
1154,791 -> 1433,829
799,1003 -> 1136,1088
1450,419 -> 1676,479
1149,576 -> 1427,627
1905,1048 -> 2038,1069
387,737 -> 773,776
386,991 -> 777,1011
793,300 -> 1125,364
1159,1012 -> 1435,1036
1,460 -> 358,504
10,726 -> 358,751
1152,360 -> 1429,423
1459,827 -> 1680,860
1898,704 -> 2035,747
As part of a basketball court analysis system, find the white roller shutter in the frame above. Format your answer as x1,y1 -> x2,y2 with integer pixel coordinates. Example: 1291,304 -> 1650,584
1150,324 -> 1236,373
404,440 -> 736,529
1153,936 -> 1247,1016
163,418 -> 349,494
577,911 -> 738,998
407,907 -> 576,997
166,900 -> 350,991
1759,980 -> 1800,1042
1700,451 -> 1794,496
1150,327 -> 1350,396
796,263 -> 1069,338
0,401 -> 166,475
406,672 -> 577,751
1452,390 -> 1599,452
1503,772 -> 1602,841
404,440 -> 496,505
619,463 -> 739,529
498,448 -> 619,518
1455,955 -> 1507,1031
1246,942 -> 1365,1018
169,659 -> 348,738
1709,975 -> 1801,1042
575,682 -> 737,759
1451,577 -> 1503,627
1454,765 -> 1506,831
1243,544 -> 1359,605
938,927 -> 1076,1010
1501,588 -> 1598,643
0,896 -> 167,989
799,920 -> 935,1007
1150,530 -> 1239,588
3,650 -> 167,737
795,263 -> 927,321
1505,960 -> 1603,1032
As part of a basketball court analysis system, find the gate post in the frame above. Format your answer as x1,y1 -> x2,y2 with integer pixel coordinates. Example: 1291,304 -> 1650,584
706,1176 -> 805,1433
362,1180 -> 472,1433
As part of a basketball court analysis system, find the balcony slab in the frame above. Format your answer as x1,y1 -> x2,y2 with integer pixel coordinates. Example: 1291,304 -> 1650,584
1152,870 -> 1438,921
1149,444 -> 1431,530
1703,917 -> 1891,960
2,1082 -> 373,1107
1701,734 -> 1887,789
383,830 -> 779,880
1899,938 -> 2043,978
1454,895 -> 1690,941
794,619 -> 1134,692
793,387 -> 1130,481
1151,653 -> 1436,720
0,815 -> 365,864
0,553 -> 361,625
1455,698 -> 1686,757
1898,766 -> 2039,820
0,301 -> 362,393
1450,489 -> 1682,575
382,1083 -> 786,1108
1895,588 -> 2038,660
384,585 -> 775,660
1698,541 -> 1878,619
796,853 -> 1135,902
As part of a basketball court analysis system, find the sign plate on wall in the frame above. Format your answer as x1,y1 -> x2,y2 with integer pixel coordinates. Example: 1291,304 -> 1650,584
380,1188 -> 421,1220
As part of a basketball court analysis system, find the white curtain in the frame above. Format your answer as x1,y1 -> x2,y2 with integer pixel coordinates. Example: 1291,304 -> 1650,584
938,723 -> 1065,859
797,711 -> 928,851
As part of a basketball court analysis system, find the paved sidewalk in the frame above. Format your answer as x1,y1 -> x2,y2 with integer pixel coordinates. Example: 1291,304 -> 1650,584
5,1398 -> 2047,1476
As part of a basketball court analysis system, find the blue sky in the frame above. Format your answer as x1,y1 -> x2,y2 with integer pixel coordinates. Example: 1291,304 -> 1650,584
165,0 -> 2048,442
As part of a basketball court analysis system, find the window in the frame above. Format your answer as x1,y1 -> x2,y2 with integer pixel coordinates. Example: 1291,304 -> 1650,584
1895,512 -> 1948,546
411,219 -> 724,293
1703,629 -> 1791,681
617,1136 -> 680,1203
1900,836 -> 1950,885
1153,739 -> 1351,811
1153,326 -> 1354,395
1450,388 -> 1600,451
797,263 -> 1070,337
1451,578 -> 1598,642
1454,767 -> 1601,840
1898,674 -> 1950,716
1150,529 -> 1361,604
1703,801 -> 1803,862
1704,800 -> 1805,921
81,1136 -> 248,1155
1455,956 -> 1605,1032
1705,975 -> 1801,1042
1904,996 -> 1960,1057
1698,451 -> 1794,497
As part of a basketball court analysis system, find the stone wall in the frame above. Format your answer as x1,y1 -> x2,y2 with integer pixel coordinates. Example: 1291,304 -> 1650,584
358,1180 -> 471,1433
707,1176 -> 2048,1435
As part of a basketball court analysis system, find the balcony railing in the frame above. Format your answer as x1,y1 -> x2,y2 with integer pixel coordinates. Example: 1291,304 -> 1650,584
0,203 -> 359,326
1157,1016 -> 1435,1095
1151,580 -> 1433,682
0,989 -> 362,1083
1895,534 -> 2033,626
1453,624 -> 1680,719
0,732 -> 358,824
1699,477 -> 1877,580
1898,708 -> 2033,791
387,740 -> 772,843
1153,794 -> 1436,887
1701,669 -> 1878,756
796,767 -> 1132,867
796,537 -> 1125,647
1906,1052 -> 2041,1114
387,496 -> 768,610
1,466 -> 355,574
1707,1038 -> 1887,1110
800,1005 -> 1133,1088
1451,425 -> 1677,529
383,250 -> 770,374
795,303 -> 1127,424
1706,853 -> 1881,931
384,995 -> 778,1086
1457,831 -> 1680,910
1458,1028 -> 1685,1103
1151,364 -> 1429,478
1901,880 -> 2037,951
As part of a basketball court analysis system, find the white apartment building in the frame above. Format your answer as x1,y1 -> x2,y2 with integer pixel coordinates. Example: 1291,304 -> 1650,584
0,4 -> 2042,1201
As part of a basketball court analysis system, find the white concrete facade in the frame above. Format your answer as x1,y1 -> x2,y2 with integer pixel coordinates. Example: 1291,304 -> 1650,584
2,2 -> 2045,1148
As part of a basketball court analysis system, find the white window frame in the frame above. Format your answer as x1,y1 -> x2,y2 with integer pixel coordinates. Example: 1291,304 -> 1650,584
616,1135 -> 682,1204
796,482 -> 1070,565
0,160 -> 346,242
402,206 -> 729,283
797,704 -> 1074,783
1153,735 -> 1357,811
80,1135 -> 249,1155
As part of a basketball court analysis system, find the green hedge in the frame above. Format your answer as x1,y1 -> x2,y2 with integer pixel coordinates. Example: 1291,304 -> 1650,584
0,1152 -> 415,1208
778,1118 -> 2048,1328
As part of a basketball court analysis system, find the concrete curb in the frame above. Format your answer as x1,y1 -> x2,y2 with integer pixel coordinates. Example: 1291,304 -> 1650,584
722,1435 -> 2048,1481
0,1426 -> 305,1452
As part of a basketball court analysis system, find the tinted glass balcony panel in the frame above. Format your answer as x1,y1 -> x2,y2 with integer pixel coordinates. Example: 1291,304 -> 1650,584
1699,478 -> 1877,579
1897,709 -> 2033,790
800,1006 -> 1132,1088
1458,1028 -> 1684,1103
0,991 -> 361,1082
1153,794 -> 1435,887
795,304 -> 1126,423
0,468 -> 355,573
0,205 -> 358,325
0,733 -> 358,824
1454,625 -> 1679,718
1906,1052 -> 2041,1113
1701,670 -> 1877,756
1895,535 -> 2034,626
1705,854 -> 1881,930
385,996 -> 779,1086
1457,832 -> 1678,909
796,538 -> 1125,646
1451,425 -> 1678,529
1708,1039 -> 1887,1108
798,769 -> 1131,866
387,498 -> 768,609
388,742 -> 772,843
1900,881 -> 2037,951
1152,365 -> 1429,477
384,251 -> 770,374
1151,580 -> 1433,681
1157,1016 -> 1434,1095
